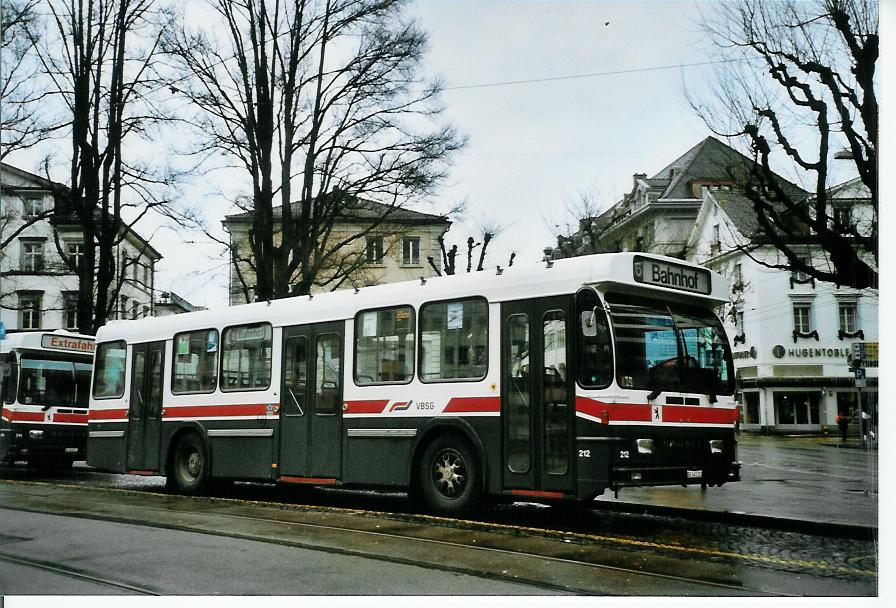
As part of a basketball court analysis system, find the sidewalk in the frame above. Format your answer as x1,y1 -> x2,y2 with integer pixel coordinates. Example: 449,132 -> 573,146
597,433 -> 878,530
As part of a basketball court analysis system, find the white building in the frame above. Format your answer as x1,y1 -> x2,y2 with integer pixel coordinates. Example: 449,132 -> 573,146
0,163 -> 161,332
685,182 -> 878,434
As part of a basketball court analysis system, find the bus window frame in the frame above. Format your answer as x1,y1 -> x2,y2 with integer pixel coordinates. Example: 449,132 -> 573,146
417,295 -> 489,384
575,287 -> 614,391
92,340 -> 128,400
171,327 -> 220,395
353,303 -> 416,387
219,322 -> 273,393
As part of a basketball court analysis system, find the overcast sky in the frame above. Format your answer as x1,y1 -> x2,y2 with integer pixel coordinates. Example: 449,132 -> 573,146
7,0 -> 879,310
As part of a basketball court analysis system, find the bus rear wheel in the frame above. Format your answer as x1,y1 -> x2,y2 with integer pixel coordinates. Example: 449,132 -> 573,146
169,433 -> 209,495
418,435 -> 480,516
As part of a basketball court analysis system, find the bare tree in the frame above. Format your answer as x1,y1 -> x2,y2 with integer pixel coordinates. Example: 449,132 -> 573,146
426,219 -> 507,277
0,0 -> 49,160
551,189 -> 614,258
164,0 -> 462,301
26,0 -> 174,332
692,0 -> 877,289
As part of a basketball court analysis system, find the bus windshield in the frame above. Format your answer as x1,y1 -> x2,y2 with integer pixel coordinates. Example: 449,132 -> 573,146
18,358 -> 91,407
606,294 -> 733,397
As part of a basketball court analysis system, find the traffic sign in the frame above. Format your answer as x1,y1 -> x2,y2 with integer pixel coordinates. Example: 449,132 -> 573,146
854,367 -> 867,387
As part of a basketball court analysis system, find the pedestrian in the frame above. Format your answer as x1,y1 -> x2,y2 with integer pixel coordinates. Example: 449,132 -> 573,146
836,413 -> 849,442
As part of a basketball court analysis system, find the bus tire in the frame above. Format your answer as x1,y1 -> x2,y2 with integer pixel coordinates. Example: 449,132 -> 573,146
418,434 -> 480,516
169,432 -> 209,495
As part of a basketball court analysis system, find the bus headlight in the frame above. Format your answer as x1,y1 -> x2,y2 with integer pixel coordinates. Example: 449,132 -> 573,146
710,440 -> 724,455
636,439 -> 654,455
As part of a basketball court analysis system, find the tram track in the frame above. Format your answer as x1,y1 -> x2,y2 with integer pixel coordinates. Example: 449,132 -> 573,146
0,552 -> 159,595
1,478 -> 872,595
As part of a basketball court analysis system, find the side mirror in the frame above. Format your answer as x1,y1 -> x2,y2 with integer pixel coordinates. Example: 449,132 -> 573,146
580,309 -> 598,337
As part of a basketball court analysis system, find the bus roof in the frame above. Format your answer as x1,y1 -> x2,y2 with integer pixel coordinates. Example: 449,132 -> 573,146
95,252 -> 729,344
0,330 -> 95,355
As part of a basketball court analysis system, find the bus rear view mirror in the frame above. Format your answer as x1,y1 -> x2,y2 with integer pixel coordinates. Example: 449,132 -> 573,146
580,309 -> 598,337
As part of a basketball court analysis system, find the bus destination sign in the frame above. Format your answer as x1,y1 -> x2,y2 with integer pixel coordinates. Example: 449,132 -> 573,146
41,334 -> 96,353
633,256 -> 711,295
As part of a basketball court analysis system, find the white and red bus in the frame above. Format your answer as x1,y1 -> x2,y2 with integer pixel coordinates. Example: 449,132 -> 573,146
1,330 -> 95,469
87,252 -> 739,514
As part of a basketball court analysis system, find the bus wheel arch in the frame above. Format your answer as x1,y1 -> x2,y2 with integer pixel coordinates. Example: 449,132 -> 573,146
411,421 -> 486,515
165,424 -> 211,495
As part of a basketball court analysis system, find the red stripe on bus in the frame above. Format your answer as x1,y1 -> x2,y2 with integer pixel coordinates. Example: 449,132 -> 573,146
576,397 -> 736,424
2,408 -> 46,422
575,398 -> 650,422
509,489 -> 566,499
443,397 -> 500,413
279,476 -> 338,485
90,408 -> 129,421
343,400 -> 389,415
162,404 -> 270,418
128,470 -> 158,476
661,405 -> 738,425
53,413 -> 88,424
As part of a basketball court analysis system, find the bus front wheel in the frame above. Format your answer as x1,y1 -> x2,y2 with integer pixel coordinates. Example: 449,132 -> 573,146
169,433 -> 209,495
418,434 -> 480,516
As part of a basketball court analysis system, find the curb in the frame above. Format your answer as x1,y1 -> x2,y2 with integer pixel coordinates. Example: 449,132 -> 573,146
594,500 -> 876,540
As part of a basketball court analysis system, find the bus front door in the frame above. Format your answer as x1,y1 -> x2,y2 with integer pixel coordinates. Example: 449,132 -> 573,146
126,341 -> 164,472
279,322 -> 343,481
501,297 -> 575,497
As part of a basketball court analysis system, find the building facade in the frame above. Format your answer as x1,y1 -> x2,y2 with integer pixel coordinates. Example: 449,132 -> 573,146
686,185 -> 877,435
223,199 -> 451,305
0,163 -> 160,332
154,291 -> 204,316
553,138 -> 877,434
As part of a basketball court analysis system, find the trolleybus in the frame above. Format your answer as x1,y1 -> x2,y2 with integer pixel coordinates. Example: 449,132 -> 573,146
87,252 -> 740,514
1,330 -> 95,469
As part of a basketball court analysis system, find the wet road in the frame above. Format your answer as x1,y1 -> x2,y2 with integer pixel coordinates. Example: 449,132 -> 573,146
0,434 -> 878,595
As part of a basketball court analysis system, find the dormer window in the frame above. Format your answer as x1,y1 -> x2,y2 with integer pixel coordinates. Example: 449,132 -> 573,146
22,194 -> 43,218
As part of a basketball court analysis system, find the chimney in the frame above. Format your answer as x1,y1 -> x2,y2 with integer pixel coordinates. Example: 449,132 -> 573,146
633,173 -> 647,187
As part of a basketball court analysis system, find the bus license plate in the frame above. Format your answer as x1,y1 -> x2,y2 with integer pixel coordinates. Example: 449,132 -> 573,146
65,448 -> 78,454
687,469 -> 702,479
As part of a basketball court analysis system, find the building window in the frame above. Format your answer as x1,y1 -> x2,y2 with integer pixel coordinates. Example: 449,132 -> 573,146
132,258 -> 140,283
732,263 -> 742,287
143,305 -> 150,318
833,206 -> 851,227
63,292 -> 79,329
354,306 -> 415,384
366,236 -> 385,264
839,303 -> 857,334
144,264 -> 151,287
792,257 -> 810,281
402,236 -> 421,266
712,224 -> 720,245
120,295 -> 129,320
131,300 -> 139,320
20,239 -> 44,272
18,292 -> 42,329
67,242 -> 84,272
22,194 -> 43,218
793,304 -> 812,334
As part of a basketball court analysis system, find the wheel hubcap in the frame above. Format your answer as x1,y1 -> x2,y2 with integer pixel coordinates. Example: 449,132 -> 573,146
185,449 -> 201,479
432,448 -> 466,498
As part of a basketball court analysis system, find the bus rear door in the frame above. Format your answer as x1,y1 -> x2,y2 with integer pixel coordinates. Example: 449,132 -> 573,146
279,322 -> 343,481
501,296 -> 575,497
126,341 -> 164,472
